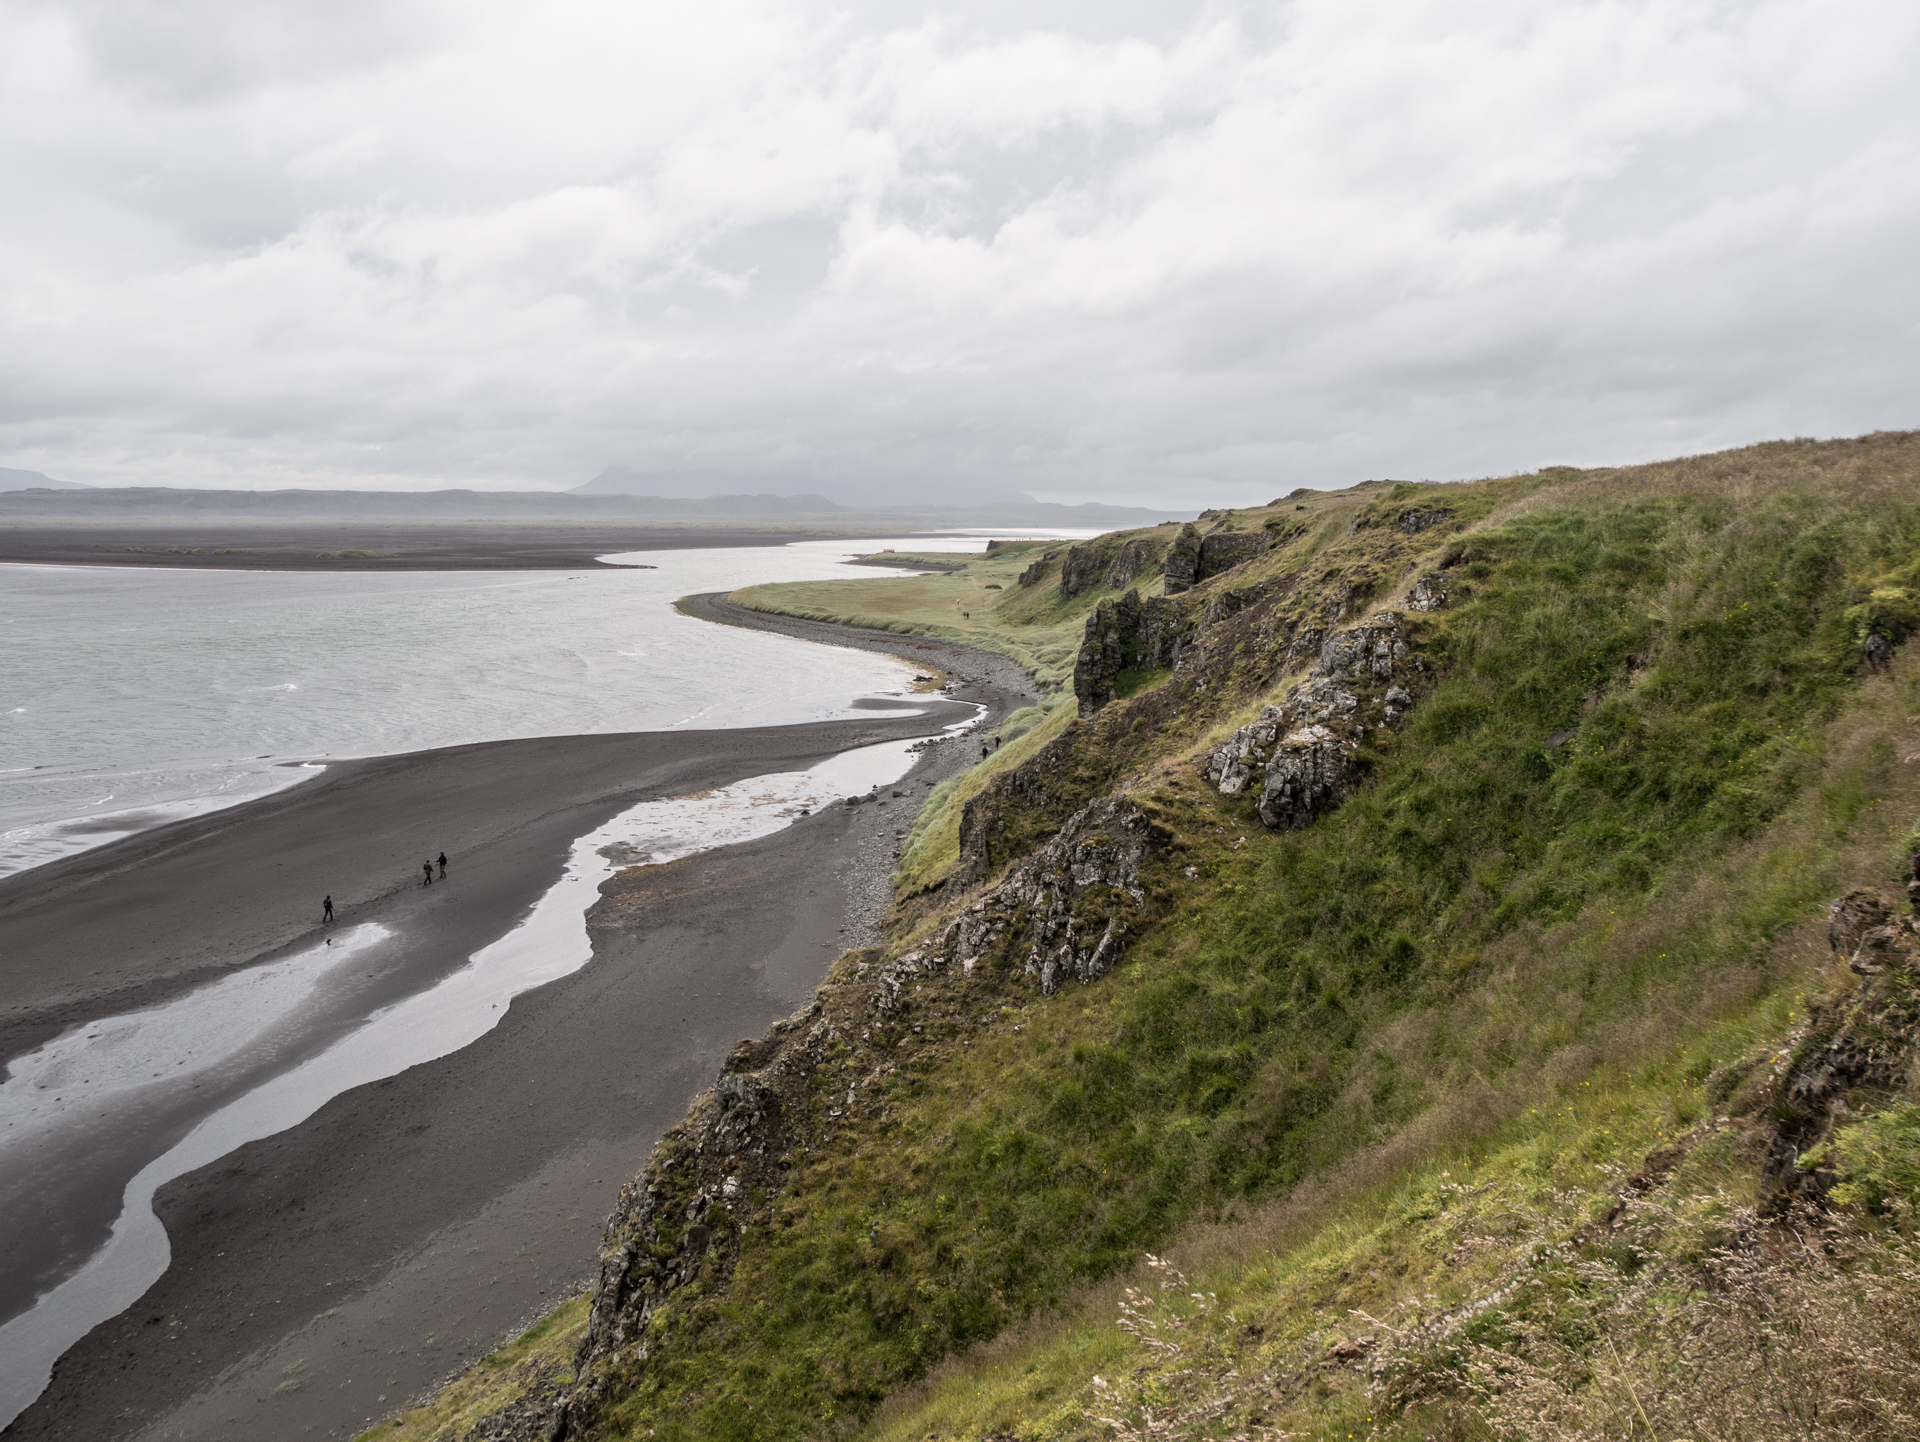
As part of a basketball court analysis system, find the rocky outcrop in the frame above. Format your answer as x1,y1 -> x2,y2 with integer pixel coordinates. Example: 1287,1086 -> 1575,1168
1407,571 -> 1448,612
1163,524 -> 1271,596
544,1000 -> 824,1438
1059,544 -> 1107,599
1829,887 -> 1892,956
1200,612 -> 1422,829
1057,536 -> 1168,599
1105,537 -> 1157,591
1073,593 -> 1141,716
1070,581 -> 1281,718
550,947 -> 978,1439
1163,524 -> 1202,593
940,795 -> 1161,993
1396,507 -> 1452,535
1760,877 -> 1919,1206
1197,529 -> 1271,579
1350,502 -> 1457,539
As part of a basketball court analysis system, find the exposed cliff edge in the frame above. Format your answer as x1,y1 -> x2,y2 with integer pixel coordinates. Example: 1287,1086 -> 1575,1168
385,433 -> 1920,1442
522,792 -> 1175,1440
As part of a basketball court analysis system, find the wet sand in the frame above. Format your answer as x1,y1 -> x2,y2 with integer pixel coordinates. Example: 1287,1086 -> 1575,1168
2,614 -> 1033,1440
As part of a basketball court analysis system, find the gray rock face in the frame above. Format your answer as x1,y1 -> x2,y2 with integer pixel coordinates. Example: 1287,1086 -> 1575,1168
1407,571 -> 1449,611
1058,536 -> 1166,598
1256,724 -> 1356,830
1196,529 -> 1271,579
1205,705 -> 1282,798
1315,617 -> 1409,682
938,795 -> 1155,995
1163,524 -> 1202,593
1760,896 -> 1920,1205
1073,593 -> 1141,716
1199,612 -> 1421,829
1165,525 -> 1270,595
1059,544 -> 1107,598
1850,924 -> 1907,976
1072,587 -> 1224,717
1105,537 -> 1157,590
1396,507 -> 1452,534
1828,887 -> 1892,955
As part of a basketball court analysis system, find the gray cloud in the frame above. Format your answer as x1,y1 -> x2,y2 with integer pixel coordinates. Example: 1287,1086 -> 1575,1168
0,0 -> 1914,507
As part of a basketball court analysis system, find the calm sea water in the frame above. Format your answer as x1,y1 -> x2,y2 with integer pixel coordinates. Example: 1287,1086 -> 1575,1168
0,536 -> 1021,877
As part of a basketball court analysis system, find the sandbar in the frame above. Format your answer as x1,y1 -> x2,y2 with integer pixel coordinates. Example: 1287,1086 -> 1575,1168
2,615 -> 1031,1440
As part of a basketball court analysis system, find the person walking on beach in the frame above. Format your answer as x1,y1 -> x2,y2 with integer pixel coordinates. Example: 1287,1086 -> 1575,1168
423,860 -> 434,886
438,852 -> 448,879
323,894 -> 334,923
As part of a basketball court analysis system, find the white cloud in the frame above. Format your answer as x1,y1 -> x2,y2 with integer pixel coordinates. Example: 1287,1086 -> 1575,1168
0,0 -> 1914,506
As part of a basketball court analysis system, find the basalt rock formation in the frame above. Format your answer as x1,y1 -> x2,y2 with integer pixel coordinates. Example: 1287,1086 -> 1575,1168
1163,524 -> 1202,593
1072,581 -> 1280,717
1406,570 -> 1449,612
1056,535 -> 1169,599
1200,612 -> 1424,828
976,556 -> 1429,892
942,795 -> 1161,994
1351,504 -> 1457,538
1196,528 -> 1272,579
1059,544 -> 1107,599
1758,875 -> 1920,1206
1163,522 -> 1272,596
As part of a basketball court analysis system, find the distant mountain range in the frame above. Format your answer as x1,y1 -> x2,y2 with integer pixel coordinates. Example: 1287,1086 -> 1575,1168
572,468 -> 847,506
0,467 -> 90,491
572,466 -> 1040,510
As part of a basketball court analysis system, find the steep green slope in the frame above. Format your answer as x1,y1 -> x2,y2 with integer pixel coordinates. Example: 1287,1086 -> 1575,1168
378,433 -> 1920,1442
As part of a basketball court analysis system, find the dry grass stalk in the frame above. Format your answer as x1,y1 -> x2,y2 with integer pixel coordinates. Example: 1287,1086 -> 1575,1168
1456,1201 -> 1920,1442
1088,1255 -> 1297,1441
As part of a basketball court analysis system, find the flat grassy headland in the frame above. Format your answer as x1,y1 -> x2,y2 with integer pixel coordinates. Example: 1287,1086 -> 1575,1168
381,433 -> 1920,1442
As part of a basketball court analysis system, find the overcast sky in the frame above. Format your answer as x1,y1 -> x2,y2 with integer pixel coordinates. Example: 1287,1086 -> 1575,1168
1,0 -> 1915,506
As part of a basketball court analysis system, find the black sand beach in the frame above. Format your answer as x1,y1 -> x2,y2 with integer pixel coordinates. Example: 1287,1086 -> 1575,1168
1,609 -> 1032,1440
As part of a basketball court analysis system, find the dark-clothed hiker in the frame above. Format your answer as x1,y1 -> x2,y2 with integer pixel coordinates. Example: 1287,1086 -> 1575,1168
323,894 -> 334,923
438,852 -> 448,879
423,860 -> 434,886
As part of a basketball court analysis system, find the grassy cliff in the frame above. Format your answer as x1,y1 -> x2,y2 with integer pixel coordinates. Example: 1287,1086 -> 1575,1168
380,433 -> 1920,1442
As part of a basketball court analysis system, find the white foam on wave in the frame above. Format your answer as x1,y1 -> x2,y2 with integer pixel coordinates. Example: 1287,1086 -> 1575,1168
0,722 -> 970,1428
